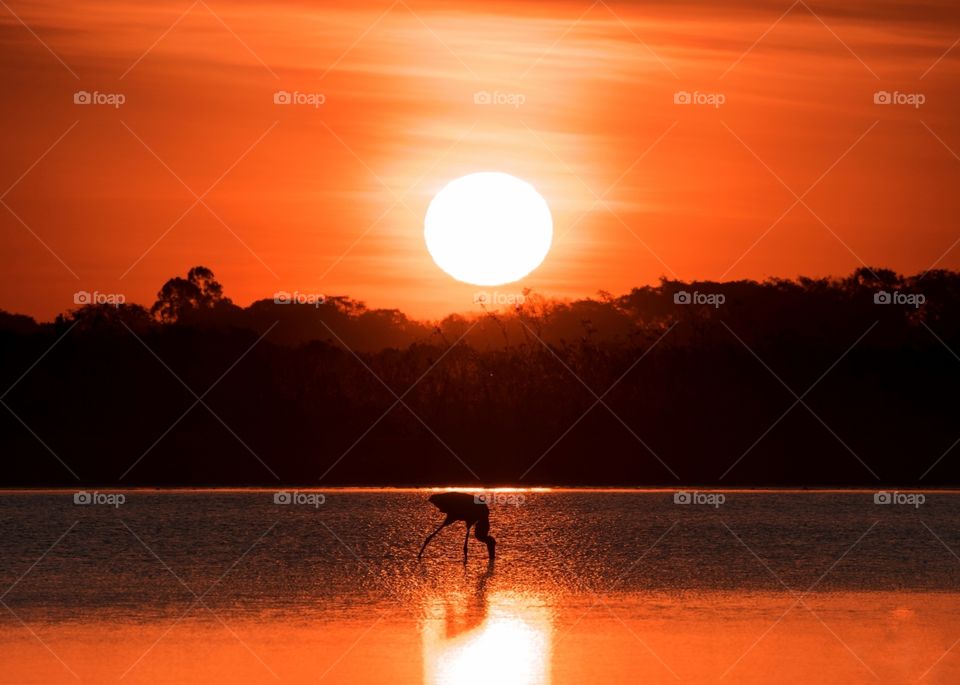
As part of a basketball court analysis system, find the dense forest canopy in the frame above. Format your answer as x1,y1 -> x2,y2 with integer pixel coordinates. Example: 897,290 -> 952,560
2,266 -> 958,487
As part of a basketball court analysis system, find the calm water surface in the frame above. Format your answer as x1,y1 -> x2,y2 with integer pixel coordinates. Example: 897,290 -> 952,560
1,490 -> 958,684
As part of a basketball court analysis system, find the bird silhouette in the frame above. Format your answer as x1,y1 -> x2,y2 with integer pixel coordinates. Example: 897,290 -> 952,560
418,492 -> 496,562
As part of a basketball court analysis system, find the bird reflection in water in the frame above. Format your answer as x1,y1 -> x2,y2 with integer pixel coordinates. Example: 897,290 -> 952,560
421,563 -> 552,685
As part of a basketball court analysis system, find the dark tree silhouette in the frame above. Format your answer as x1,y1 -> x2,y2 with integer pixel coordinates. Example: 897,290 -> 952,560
1,266 -> 958,487
151,266 -> 229,323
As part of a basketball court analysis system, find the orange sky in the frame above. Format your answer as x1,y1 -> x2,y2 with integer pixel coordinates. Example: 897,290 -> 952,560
1,0 -> 959,320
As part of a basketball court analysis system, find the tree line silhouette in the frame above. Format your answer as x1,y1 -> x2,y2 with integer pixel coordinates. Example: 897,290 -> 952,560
2,265 -> 959,486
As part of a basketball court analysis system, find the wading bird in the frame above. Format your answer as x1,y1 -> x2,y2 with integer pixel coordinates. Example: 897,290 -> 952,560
418,492 -> 496,562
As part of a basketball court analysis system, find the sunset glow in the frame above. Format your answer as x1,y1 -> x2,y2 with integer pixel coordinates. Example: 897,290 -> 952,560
1,1 -> 958,318
3,2 -> 960,685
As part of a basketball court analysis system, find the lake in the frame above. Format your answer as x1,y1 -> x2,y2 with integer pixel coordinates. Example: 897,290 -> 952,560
0,489 -> 958,683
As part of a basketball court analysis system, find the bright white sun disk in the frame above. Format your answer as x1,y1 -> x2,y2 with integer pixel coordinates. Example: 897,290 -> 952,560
424,172 -> 553,286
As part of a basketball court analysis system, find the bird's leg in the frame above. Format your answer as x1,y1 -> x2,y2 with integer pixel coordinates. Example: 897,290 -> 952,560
463,522 -> 472,563
418,519 -> 451,560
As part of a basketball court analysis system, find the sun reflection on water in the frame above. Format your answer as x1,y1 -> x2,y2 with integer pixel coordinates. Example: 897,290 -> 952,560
421,575 -> 552,685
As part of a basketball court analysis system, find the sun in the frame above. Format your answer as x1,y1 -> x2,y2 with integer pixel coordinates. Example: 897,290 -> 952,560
424,172 -> 553,286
